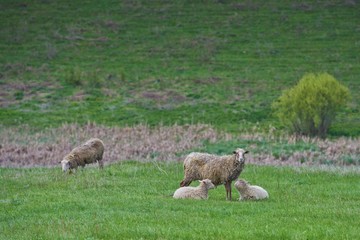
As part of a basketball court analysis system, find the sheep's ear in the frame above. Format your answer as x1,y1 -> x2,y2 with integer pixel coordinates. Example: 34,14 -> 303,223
244,151 -> 249,154
233,151 -> 237,154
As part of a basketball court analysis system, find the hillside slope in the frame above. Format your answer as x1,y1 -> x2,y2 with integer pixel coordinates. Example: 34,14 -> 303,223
0,0 -> 359,135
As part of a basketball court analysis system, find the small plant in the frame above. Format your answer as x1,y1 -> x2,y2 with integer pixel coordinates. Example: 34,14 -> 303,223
86,69 -> 103,88
14,91 -> 24,100
64,67 -> 83,86
64,68 -> 104,89
45,42 -> 57,60
272,73 -> 351,138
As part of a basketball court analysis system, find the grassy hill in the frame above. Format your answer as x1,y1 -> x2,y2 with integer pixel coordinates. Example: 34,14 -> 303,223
1,0 -> 359,135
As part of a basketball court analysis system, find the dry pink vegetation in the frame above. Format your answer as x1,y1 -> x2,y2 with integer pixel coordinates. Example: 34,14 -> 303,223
241,133 -> 360,167
0,123 -> 223,167
0,123 -> 359,168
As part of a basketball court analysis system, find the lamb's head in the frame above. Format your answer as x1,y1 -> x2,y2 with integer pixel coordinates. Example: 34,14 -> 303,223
234,179 -> 249,190
60,159 -> 71,172
200,179 -> 215,190
232,148 -> 249,163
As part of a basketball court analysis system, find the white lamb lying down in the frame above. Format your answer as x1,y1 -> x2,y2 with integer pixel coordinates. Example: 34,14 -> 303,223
234,179 -> 269,201
173,179 -> 215,200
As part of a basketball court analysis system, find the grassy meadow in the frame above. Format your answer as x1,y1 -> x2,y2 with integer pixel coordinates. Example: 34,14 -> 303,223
0,0 -> 359,135
1,162 -> 360,239
1,1 -> 360,239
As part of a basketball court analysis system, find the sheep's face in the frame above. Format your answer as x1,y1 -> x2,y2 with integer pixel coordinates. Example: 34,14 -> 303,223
61,160 -> 70,172
201,179 -> 215,190
234,179 -> 248,190
233,148 -> 249,162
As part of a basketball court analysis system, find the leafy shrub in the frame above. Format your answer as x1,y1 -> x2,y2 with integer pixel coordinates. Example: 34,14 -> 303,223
272,73 -> 351,138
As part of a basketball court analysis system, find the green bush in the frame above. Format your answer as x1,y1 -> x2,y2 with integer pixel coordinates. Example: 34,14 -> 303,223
272,73 -> 351,138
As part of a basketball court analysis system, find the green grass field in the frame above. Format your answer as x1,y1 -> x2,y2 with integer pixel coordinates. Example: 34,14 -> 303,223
1,162 -> 359,239
1,1 -> 360,239
1,0 -> 359,135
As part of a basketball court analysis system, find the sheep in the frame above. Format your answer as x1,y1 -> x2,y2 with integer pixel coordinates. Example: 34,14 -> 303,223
60,138 -> 104,173
180,148 -> 248,200
234,179 -> 269,201
173,179 -> 215,200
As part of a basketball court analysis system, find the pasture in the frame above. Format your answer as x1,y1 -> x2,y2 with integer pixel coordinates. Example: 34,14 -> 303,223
1,0 -> 359,135
1,1 -> 360,239
1,162 -> 359,239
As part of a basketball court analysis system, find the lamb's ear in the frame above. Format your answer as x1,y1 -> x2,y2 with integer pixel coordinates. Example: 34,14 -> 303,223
244,151 -> 249,154
233,151 -> 237,154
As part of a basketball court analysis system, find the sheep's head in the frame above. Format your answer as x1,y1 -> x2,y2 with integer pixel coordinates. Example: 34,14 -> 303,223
234,179 -> 249,190
60,160 -> 71,172
200,179 -> 215,190
233,148 -> 249,163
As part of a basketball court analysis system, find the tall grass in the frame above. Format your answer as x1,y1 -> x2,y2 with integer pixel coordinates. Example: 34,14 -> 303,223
1,162 -> 359,239
1,123 -> 359,168
0,123 -> 223,167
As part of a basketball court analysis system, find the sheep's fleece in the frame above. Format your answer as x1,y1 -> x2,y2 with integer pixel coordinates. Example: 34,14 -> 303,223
234,179 -> 269,200
180,148 -> 248,200
173,179 -> 215,200
61,138 -> 104,172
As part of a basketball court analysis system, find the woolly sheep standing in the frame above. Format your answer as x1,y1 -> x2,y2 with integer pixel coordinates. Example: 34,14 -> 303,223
180,148 -> 248,200
234,179 -> 269,201
60,138 -> 104,173
173,179 -> 215,200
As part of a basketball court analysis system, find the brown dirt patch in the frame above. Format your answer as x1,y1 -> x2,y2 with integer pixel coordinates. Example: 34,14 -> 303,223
0,81 -> 61,107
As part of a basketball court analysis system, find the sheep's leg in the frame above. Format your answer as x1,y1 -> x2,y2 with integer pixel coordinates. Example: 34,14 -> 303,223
98,160 -> 104,169
225,181 -> 232,200
180,179 -> 192,187
229,183 -> 232,200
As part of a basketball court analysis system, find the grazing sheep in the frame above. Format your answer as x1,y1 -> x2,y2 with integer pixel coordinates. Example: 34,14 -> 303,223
60,138 -> 104,173
173,179 -> 215,200
180,148 -> 248,200
234,179 -> 269,201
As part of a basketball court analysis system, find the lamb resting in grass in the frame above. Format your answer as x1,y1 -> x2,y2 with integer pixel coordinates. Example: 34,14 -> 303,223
180,148 -> 248,200
60,138 -> 104,172
173,179 -> 215,200
234,179 -> 269,201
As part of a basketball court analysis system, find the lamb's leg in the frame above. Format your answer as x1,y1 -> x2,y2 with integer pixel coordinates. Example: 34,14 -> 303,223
225,181 -> 232,200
